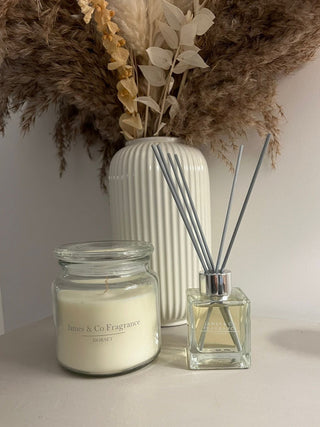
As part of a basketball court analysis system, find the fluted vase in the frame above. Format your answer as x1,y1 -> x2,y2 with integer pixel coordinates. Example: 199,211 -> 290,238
108,137 -> 211,326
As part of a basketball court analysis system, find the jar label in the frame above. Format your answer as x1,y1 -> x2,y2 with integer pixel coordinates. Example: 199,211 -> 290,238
66,320 -> 141,343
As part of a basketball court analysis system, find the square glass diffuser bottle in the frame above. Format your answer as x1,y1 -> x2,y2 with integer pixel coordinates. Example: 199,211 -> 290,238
187,271 -> 251,370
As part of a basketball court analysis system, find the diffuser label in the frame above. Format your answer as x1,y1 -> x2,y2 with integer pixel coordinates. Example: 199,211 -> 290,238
204,321 -> 238,333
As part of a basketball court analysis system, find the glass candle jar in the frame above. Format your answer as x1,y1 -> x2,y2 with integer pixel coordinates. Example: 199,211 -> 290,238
52,241 -> 161,376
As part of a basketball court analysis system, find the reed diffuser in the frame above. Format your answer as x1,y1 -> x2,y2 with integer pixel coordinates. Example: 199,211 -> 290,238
152,134 -> 270,369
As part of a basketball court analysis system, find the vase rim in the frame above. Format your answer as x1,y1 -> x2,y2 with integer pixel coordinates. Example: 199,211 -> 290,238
125,136 -> 183,146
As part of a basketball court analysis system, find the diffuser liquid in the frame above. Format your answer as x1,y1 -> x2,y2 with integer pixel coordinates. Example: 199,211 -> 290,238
187,287 -> 251,369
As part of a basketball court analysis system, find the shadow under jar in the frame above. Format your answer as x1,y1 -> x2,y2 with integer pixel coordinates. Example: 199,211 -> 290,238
52,241 -> 161,376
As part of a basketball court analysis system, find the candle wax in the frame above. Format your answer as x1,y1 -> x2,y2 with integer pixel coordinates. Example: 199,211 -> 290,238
56,285 -> 159,375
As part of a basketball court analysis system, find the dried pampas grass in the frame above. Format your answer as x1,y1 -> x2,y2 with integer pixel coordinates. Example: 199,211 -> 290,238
109,0 -> 148,56
1,0 -> 320,188
0,0 -> 122,189
108,0 -> 164,58
168,0 -> 320,163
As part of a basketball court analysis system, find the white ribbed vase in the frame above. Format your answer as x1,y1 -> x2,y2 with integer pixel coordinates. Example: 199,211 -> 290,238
108,137 -> 211,326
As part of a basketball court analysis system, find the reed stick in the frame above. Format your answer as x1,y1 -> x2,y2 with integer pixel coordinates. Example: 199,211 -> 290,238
215,145 -> 244,273
173,154 -> 215,271
220,134 -> 271,271
167,153 -> 214,271
199,145 -> 243,351
151,145 -> 208,271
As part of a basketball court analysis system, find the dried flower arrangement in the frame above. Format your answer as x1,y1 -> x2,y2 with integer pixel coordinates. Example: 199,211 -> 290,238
76,0 -> 215,140
1,0 -> 320,188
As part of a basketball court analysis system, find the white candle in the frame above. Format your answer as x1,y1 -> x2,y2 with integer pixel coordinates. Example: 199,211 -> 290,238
56,284 -> 159,375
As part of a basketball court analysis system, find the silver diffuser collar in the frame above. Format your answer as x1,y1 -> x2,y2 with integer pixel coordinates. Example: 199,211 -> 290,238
199,270 -> 232,296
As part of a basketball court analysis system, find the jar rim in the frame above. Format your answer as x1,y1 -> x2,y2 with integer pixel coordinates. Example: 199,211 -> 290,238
54,240 -> 154,263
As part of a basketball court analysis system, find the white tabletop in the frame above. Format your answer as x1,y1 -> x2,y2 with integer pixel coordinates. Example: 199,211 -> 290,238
0,317 -> 319,427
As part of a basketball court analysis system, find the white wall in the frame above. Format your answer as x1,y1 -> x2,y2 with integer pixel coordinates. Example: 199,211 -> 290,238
0,110 -> 111,332
1,52 -> 319,332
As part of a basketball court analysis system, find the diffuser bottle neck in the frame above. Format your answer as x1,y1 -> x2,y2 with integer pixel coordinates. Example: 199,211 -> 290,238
199,270 -> 232,299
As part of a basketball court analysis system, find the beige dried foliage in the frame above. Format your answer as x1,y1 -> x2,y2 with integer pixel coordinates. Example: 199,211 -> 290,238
77,0 -> 142,139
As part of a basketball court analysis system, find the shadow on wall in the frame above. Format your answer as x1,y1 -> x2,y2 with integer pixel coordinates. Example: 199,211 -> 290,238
269,329 -> 320,358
